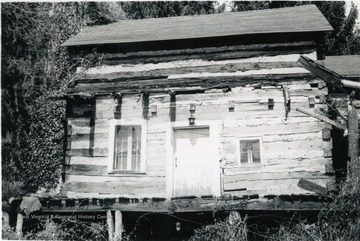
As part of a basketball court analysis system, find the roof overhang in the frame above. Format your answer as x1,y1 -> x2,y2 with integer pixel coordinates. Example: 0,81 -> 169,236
63,5 -> 333,52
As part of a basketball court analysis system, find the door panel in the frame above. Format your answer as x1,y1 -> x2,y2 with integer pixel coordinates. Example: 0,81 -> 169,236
173,127 -> 213,197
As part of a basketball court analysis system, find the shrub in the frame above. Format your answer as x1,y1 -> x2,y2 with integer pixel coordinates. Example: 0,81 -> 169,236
189,214 -> 248,241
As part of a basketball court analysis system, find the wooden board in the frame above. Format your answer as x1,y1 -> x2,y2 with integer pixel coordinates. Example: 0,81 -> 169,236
62,181 -> 166,197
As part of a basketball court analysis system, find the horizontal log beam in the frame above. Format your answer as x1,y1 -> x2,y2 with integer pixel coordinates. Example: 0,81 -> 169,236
7,194 -> 331,213
105,41 -> 317,59
70,73 -> 315,95
102,42 -> 317,65
79,61 -> 299,82
66,164 -> 108,176
67,148 -> 108,157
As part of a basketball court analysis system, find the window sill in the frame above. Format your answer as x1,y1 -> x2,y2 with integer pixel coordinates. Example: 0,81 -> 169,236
238,163 -> 263,166
108,170 -> 146,176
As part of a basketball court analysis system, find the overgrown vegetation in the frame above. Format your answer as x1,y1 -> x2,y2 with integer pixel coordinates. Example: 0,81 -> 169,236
188,175 -> 360,241
1,2 -> 123,195
2,218 -> 108,240
189,214 -> 248,241
267,175 -> 360,241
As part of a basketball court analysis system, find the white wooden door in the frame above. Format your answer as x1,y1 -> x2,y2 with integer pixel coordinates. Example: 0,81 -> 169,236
173,127 -> 214,197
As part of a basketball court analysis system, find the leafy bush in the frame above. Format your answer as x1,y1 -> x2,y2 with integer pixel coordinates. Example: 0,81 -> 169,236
189,214 -> 248,241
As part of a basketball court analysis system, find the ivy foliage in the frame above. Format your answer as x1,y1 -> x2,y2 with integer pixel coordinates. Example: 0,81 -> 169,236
21,95 -> 66,192
1,2 -> 123,195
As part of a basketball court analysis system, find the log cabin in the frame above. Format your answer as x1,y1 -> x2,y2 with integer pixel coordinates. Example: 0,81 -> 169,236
59,5 -> 337,203
11,5 -> 355,239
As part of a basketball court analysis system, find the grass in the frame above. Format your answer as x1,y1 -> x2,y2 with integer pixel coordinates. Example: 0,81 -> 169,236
2,180 -> 25,201
2,218 -> 109,241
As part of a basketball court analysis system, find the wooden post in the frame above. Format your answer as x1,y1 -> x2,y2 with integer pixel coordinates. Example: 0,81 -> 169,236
107,210 -> 114,241
169,91 -> 176,122
347,103 -> 359,178
142,92 -> 150,119
282,85 -> 290,119
114,210 -> 123,241
16,213 -> 24,237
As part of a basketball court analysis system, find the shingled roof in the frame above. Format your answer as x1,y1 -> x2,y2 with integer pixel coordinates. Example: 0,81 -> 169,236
316,55 -> 360,80
63,5 -> 332,47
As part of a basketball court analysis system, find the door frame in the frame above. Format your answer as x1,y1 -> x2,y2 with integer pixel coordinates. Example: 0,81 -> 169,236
166,120 -> 221,198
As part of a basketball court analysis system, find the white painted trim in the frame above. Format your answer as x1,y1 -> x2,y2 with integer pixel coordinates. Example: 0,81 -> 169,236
166,120 -> 222,198
236,137 -> 263,166
165,123 -> 174,199
108,119 -> 147,173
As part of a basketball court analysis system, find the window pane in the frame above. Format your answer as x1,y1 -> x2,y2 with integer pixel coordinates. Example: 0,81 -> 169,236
131,126 -> 141,170
114,126 -> 130,170
240,152 -> 248,164
114,125 -> 142,171
251,141 -> 261,163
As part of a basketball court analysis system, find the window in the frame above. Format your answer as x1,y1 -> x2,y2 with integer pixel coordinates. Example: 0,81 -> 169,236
109,120 -> 146,173
239,139 -> 261,164
114,125 -> 142,170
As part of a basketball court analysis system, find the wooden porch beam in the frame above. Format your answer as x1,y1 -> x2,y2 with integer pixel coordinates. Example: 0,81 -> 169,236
296,107 -> 347,131
6,194 -> 333,214
297,56 -> 347,92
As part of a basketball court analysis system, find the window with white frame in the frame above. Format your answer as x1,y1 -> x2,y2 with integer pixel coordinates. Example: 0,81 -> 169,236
109,120 -> 146,173
239,139 -> 261,164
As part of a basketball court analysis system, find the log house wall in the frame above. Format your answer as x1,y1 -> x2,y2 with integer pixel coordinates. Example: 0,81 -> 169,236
62,44 -> 334,199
